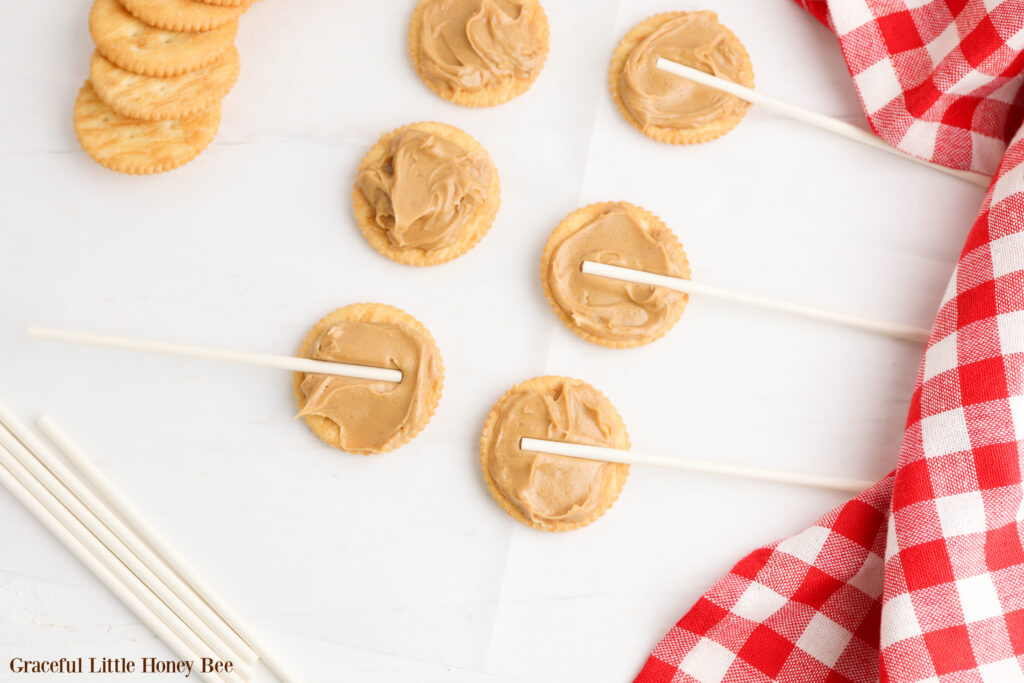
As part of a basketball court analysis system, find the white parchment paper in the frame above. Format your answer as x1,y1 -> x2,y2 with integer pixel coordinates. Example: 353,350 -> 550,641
0,0 -> 985,680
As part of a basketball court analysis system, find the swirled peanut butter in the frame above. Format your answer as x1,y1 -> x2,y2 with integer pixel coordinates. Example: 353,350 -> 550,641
483,377 -> 628,529
298,320 -> 442,454
546,203 -> 689,345
417,0 -> 546,92
619,11 -> 751,130
356,128 -> 492,253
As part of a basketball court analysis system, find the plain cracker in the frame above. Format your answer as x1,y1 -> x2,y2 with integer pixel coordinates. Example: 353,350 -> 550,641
194,0 -> 249,7
90,48 -> 239,121
120,0 -> 247,32
90,0 -> 238,77
74,80 -> 220,175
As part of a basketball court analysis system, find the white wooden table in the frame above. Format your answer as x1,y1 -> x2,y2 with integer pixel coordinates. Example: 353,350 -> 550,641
0,0 -> 985,680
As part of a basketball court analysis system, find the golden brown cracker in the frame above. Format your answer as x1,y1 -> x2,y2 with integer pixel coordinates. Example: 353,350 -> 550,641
352,122 -> 501,267
74,80 -> 220,174
408,0 -> 549,108
194,0 -> 249,6
90,0 -> 238,77
479,376 -> 630,532
120,0 -> 247,32
540,201 -> 691,349
292,304 -> 445,455
609,12 -> 754,145
90,48 -> 239,121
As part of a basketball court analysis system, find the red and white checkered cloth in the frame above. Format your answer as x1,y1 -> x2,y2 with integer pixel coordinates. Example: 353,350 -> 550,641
635,2 -> 1024,682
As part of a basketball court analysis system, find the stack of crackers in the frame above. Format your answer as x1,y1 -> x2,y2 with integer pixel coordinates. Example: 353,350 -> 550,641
74,0 -> 251,175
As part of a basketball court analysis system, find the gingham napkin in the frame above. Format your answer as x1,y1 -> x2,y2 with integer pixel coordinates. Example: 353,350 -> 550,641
635,1 -> 1024,681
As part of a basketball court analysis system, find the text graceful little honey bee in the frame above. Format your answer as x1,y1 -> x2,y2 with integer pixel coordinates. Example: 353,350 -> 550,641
9,657 -> 234,677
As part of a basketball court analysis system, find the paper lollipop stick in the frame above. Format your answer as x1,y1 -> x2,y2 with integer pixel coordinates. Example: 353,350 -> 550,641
581,261 -> 931,342
28,326 -> 403,383
655,57 -> 990,189
521,437 -> 871,494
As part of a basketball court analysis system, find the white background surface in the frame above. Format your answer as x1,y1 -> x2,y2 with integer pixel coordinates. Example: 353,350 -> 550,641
0,0 -> 988,681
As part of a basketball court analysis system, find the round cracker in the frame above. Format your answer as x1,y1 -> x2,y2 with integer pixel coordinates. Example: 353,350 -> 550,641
540,201 -> 691,349
479,375 -> 630,532
292,303 -> 445,455
120,0 -> 247,32
609,11 -> 754,145
90,0 -> 238,77
194,0 -> 249,6
408,0 -> 549,108
74,80 -> 220,175
90,48 -> 239,121
352,122 -> 501,267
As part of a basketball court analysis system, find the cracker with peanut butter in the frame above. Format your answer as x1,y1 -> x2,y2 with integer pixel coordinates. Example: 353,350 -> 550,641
352,122 -> 501,267
74,80 -> 221,175
293,303 -> 445,455
90,0 -> 238,77
409,0 -> 549,107
195,0 -> 249,6
89,48 -> 239,121
540,201 -> 691,348
120,0 -> 248,32
480,376 -> 630,532
610,11 -> 754,145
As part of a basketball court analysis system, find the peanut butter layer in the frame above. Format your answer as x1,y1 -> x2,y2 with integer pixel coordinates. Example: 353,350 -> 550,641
481,376 -> 629,531
296,305 -> 443,454
352,122 -> 495,262
543,202 -> 690,348
615,11 -> 752,139
413,0 -> 547,103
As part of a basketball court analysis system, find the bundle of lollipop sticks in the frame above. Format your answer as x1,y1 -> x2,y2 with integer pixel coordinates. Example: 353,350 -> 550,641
29,326 -> 873,493
0,403 -> 302,683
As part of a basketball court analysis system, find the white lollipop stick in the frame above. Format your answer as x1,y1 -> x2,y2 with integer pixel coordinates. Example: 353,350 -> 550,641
521,437 -> 871,494
654,57 -> 991,189
28,326 -> 402,383
581,261 -> 930,342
